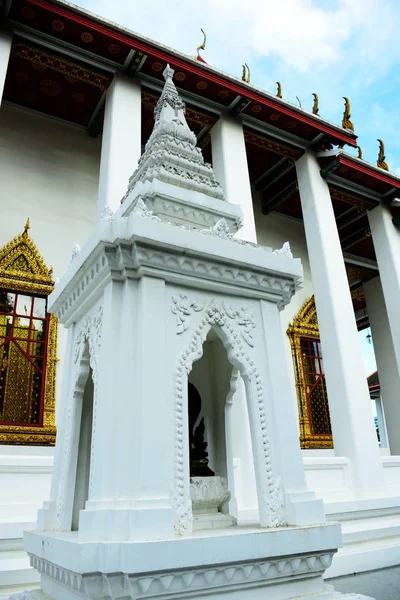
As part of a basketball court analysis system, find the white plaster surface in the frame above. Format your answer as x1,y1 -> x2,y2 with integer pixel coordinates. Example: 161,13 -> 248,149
0,103 -> 100,415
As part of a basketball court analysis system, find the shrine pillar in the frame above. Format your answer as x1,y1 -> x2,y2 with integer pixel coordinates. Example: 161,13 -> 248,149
211,114 -> 258,518
295,151 -> 385,497
97,73 -> 142,218
368,204 -> 400,373
0,31 -> 12,103
364,275 -> 400,455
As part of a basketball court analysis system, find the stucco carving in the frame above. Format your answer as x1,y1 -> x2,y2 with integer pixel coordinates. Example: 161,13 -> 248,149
73,306 -> 103,374
223,303 -> 256,347
173,301 -> 285,534
26,551 -> 345,600
9,591 -> 52,600
54,307 -> 103,529
190,476 -> 231,511
171,294 -> 204,334
100,205 -> 115,222
70,243 -> 81,265
273,241 -> 293,259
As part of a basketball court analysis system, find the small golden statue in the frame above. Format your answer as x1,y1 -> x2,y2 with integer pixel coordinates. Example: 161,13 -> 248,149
342,97 -> 354,132
357,146 -> 363,160
241,63 -> 250,83
377,139 -> 389,171
312,93 -> 319,115
276,82 -> 282,99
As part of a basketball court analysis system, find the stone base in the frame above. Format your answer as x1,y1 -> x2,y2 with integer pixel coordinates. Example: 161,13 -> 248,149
192,511 -> 236,531
9,586 -> 375,600
10,523 -> 370,600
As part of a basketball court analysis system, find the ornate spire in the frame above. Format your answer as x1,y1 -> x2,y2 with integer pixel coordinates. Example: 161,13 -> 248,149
241,63 -> 250,83
342,97 -> 354,132
23,217 -> 30,236
122,64 -> 224,203
312,93 -> 319,115
377,139 -> 389,171
196,28 -> 207,63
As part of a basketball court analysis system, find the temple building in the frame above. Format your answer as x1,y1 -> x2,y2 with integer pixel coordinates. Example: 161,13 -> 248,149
1,0 -> 400,596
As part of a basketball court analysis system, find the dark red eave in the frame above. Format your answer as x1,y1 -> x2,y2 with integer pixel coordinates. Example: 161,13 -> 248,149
367,371 -> 380,393
320,153 -> 400,197
11,0 -> 358,148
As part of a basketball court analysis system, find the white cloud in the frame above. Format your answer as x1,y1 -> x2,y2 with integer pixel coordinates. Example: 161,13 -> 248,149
75,0 -> 399,74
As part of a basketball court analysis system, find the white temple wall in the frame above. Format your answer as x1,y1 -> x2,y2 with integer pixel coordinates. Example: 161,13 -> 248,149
0,104 -> 101,417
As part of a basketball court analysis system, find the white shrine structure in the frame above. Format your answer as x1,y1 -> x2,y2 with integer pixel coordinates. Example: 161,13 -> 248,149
1,0 -> 400,596
12,64 -> 368,600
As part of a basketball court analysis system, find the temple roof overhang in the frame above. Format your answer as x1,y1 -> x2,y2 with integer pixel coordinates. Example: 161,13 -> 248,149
2,0 -> 400,280
2,0 -> 357,149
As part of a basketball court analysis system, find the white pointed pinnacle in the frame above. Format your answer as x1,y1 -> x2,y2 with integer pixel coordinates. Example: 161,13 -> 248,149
163,63 -> 175,82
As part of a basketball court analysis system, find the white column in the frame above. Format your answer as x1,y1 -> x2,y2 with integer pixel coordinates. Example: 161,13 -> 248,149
368,204 -> 400,371
295,151 -> 385,498
211,114 -> 257,242
97,73 -> 141,218
0,31 -> 12,103
364,275 -> 400,455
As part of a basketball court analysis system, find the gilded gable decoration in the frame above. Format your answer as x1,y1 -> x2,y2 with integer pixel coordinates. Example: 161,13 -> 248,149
287,296 -> 333,449
0,223 -> 57,445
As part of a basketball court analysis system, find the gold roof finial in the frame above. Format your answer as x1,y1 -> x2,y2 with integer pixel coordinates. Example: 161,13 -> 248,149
23,218 -> 30,236
312,93 -> 319,115
377,139 -> 389,171
296,96 -> 302,108
196,28 -> 206,55
357,146 -> 363,160
241,63 -> 250,83
342,97 -> 354,132
276,82 -> 282,99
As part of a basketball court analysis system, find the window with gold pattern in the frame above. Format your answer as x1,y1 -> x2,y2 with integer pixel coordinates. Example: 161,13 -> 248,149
287,297 -> 333,449
0,222 -> 57,445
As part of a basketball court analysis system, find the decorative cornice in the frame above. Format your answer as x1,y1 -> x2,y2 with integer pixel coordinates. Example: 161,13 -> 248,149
24,550 -> 338,600
52,236 -> 301,325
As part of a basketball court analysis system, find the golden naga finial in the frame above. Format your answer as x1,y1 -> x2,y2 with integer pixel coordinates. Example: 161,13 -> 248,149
241,63 -> 250,83
23,217 -> 30,236
196,28 -> 206,55
312,93 -> 319,115
342,97 -> 354,132
296,96 -> 302,108
357,146 -> 363,160
276,82 -> 282,98
377,139 -> 389,170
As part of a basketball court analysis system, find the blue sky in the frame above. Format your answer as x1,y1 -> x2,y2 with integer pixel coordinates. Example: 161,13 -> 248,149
74,0 -> 400,173
74,0 -> 391,376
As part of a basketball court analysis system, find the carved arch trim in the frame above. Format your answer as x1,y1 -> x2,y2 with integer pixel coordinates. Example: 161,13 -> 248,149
55,314 -> 101,531
173,301 -> 285,535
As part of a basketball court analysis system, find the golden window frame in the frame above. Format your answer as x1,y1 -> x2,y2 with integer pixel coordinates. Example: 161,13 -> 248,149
0,224 -> 57,445
287,296 -> 333,449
